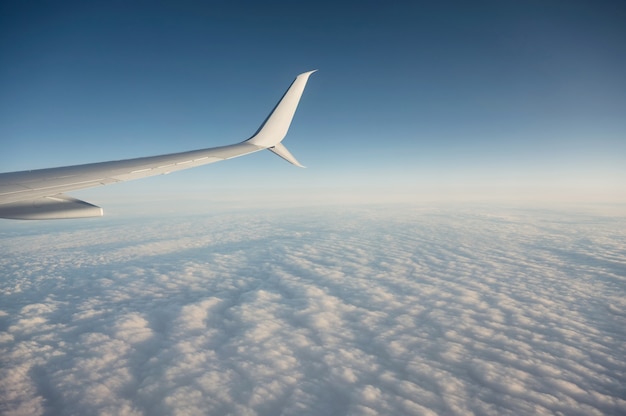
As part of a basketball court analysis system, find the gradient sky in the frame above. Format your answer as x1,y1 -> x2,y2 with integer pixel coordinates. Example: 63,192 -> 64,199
1,1 -> 625,210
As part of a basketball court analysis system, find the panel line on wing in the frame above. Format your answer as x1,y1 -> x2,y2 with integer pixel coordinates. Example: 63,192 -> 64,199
31,179 -> 107,191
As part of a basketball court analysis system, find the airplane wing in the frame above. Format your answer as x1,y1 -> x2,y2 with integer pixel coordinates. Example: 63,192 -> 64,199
0,70 -> 316,220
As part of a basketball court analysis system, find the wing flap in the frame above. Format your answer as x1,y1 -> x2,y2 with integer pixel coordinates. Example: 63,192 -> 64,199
0,194 -> 103,220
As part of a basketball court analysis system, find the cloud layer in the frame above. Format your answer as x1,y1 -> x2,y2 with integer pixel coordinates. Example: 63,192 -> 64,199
1,206 -> 625,415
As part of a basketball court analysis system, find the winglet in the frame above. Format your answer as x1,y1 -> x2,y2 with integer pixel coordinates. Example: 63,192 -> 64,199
268,142 -> 305,168
246,70 -> 316,148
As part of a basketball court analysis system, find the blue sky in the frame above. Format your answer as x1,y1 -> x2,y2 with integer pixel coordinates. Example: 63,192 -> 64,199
1,1 -> 625,208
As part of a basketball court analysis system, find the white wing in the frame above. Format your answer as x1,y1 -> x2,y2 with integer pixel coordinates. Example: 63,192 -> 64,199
0,70 -> 316,220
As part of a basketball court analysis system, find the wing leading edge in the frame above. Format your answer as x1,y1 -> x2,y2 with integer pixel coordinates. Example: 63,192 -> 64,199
0,70 -> 316,220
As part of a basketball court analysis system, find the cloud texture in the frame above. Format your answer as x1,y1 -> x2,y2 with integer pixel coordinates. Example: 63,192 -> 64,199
1,206 -> 625,415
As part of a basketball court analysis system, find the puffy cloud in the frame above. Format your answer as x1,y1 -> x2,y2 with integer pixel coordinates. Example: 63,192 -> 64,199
0,206 -> 625,415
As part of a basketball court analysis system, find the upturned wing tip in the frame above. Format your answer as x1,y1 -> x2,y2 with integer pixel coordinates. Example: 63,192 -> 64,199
298,70 -> 318,79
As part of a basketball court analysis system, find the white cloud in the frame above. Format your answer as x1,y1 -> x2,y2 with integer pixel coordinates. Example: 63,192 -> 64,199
0,205 -> 625,415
